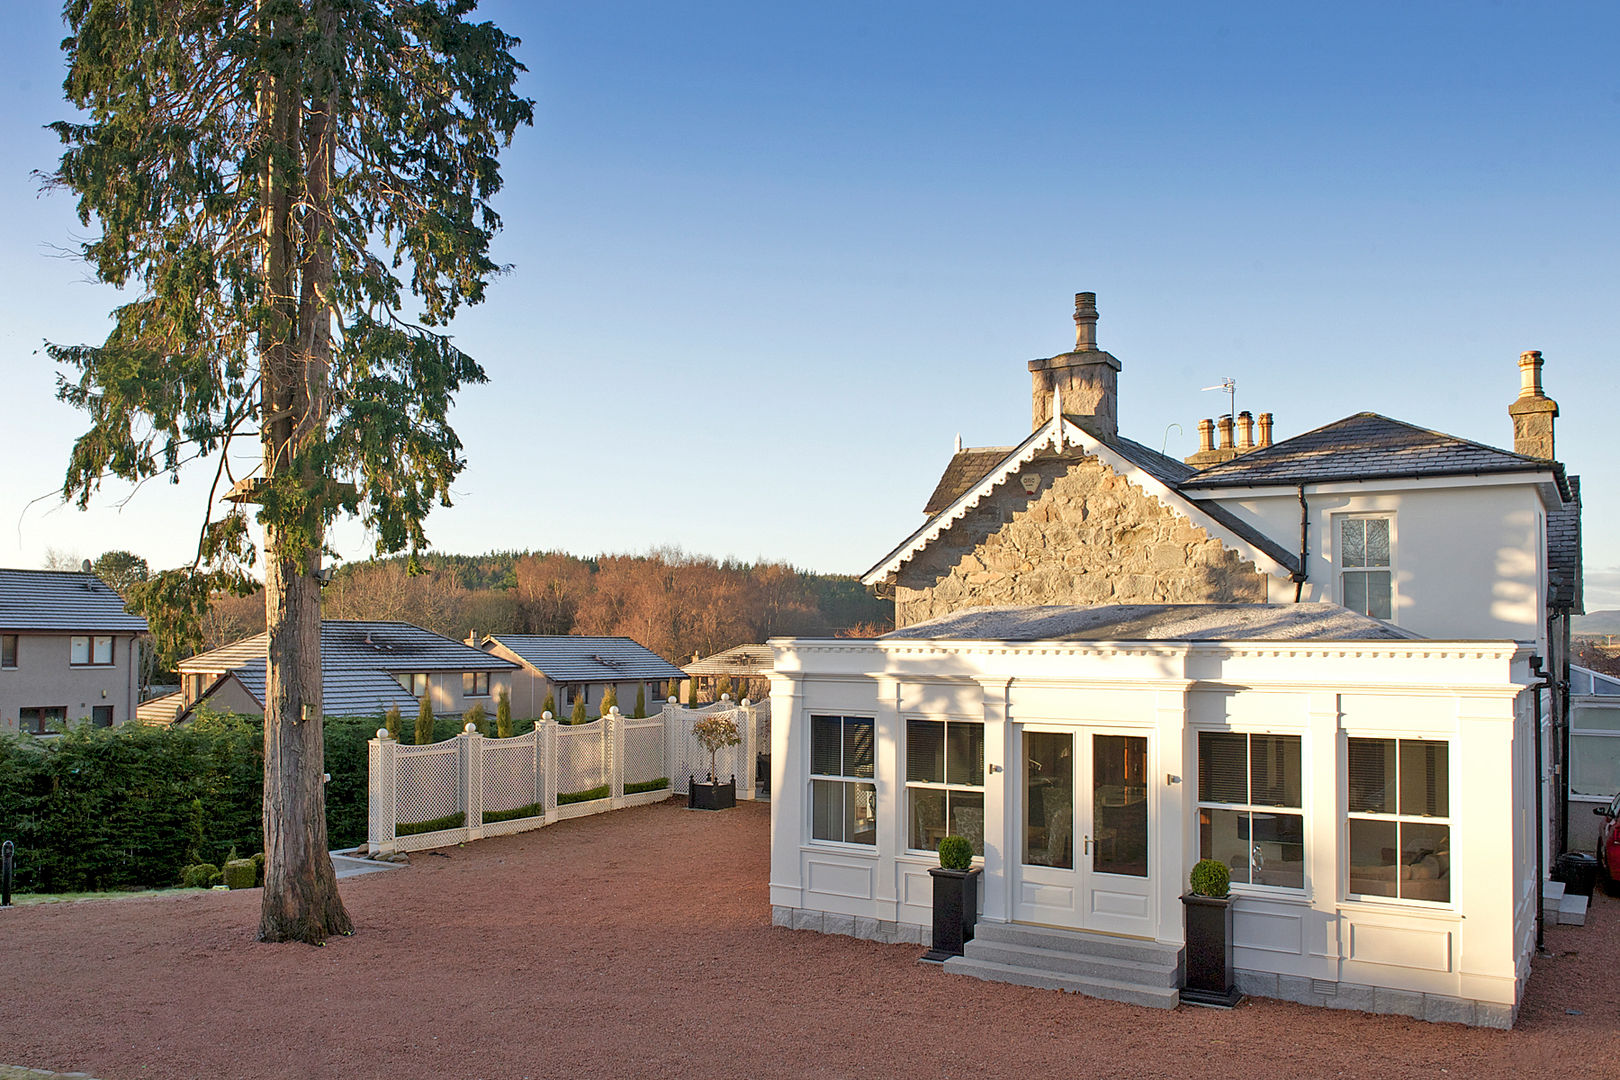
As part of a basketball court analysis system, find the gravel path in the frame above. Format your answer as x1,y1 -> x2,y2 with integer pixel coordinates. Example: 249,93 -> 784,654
2,799 -> 1615,1080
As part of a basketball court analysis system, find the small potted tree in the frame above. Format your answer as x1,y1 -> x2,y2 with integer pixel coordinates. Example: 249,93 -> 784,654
689,712 -> 740,810
1181,858 -> 1242,1007
923,834 -> 981,961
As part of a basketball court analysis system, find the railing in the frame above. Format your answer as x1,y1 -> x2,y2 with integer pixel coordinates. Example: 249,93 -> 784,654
368,697 -> 769,855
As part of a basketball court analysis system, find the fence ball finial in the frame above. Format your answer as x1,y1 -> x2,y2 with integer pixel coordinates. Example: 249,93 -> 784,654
668,696 -> 677,704
721,693 -> 731,702
464,722 -> 478,733
609,705 -> 621,716
542,710 -> 553,721
376,727 -> 389,740
741,698 -> 750,707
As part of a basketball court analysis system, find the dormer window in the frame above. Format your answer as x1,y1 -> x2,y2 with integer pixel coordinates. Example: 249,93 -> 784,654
1339,515 -> 1393,620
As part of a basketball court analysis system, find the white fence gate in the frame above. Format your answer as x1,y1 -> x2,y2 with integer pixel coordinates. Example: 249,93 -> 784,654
368,697 -> 768,855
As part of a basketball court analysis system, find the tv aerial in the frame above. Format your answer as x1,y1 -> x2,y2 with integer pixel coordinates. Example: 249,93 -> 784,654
1201,377 -> 1236,420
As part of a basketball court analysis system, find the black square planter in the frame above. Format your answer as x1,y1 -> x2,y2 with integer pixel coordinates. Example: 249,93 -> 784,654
688,777 -> 736,811
923,866 -> 982,962
1181,893 -> 1243,1007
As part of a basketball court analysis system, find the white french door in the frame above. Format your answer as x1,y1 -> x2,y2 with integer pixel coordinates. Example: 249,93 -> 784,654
1012,725 -> 1154,937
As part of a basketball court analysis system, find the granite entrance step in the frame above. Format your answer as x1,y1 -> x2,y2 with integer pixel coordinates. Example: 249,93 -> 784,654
943,922 -> 1182,1009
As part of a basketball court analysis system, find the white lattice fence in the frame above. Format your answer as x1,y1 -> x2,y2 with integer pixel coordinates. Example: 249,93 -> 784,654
396,743 -> 458,827
482,729 -> 541,816
665,701 -> 761,796
556,719 -> 608,801
621,718 -> 666,788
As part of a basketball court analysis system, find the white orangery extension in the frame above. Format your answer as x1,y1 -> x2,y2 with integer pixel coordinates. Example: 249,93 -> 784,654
768,604 -> 1539,1028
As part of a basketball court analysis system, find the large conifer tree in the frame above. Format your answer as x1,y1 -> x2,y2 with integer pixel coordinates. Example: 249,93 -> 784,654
45,0 -> 531,943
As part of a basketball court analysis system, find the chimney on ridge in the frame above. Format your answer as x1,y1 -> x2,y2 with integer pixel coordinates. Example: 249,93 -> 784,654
1028,292 -> 1122,438
1508,349 -> 1558,460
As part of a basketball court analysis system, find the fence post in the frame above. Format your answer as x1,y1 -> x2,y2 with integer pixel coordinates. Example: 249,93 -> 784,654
461,723 -> 484,840
369,730 -> 399,856
606,706 -> 624,809
541,713 -> 558,820
739,699 -> 756,800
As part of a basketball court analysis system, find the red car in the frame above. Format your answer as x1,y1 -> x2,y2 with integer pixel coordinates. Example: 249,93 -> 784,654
1597,792 -> 1620,890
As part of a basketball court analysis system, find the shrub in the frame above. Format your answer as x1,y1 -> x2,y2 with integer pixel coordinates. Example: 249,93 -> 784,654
397,811 -> 465,837
716,675 -> 732,701
180,863 -> 220,889
633,684 -> 646,719
482,802 -> 543,824
383,703 -> 402,739
938,835 -> 974,871
414,693 -> 434,745
600,684 -> 617,717
541,691 -> 556,720
624,777 -> 669,795
464,701 -> 488,736
208,868 -> 224,887
223,858 -> 257,890
570,696 -> 587,725
1189,858 -> 1231,898
496,689 -> 512,739
251,850 -> 266,886
686,679 -> 697,708
691,713 -> 740,783
558,784 -> 609,805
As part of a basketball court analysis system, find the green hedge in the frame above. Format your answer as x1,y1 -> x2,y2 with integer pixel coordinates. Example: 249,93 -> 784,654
624,777 -> 669,795
482,801 -> 543,824
396,810 -> 465,836
557,784 -> 610,805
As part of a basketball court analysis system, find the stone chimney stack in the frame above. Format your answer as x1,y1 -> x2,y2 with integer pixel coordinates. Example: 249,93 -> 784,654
1236,411 -> 1255,451
1509,349 -> 1558,460
1028,292 -> 1122,438
1257,412 -> 1274,448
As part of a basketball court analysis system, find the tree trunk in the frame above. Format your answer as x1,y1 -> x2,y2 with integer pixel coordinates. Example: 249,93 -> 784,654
256,5 -> 351,944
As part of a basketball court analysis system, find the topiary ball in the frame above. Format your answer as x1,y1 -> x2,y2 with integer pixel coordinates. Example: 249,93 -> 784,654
938,834 -> 974,871
1189,858 -> 1231,898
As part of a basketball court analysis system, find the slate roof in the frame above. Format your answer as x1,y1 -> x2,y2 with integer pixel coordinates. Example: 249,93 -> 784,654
484,635 -> 686,683
684,644 -> 775,677
884,603 -> 1423,642
924,448 -> 1015,515
1548,474 -> 1583,613
0,568 -> 148,633
1179,412 -> 1562,490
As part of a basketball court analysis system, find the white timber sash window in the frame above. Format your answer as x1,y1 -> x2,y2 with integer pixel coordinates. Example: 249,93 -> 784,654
905,719 -> 986,855
810,714 -> 876,846
1339,515 -> 1393,620
1347,737 -> 1450,903
1197,732 -> 1304,888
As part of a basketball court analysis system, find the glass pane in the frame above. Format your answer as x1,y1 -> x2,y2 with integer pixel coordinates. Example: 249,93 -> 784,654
1571,735 -> 1620,797
906,719 -> 944,783
1093,735 -> 1147,877
1343,571 -> 1368,615
947,791 -> 985,856
1,636 -> 14,666
1348,818 -> 1399,898
1250,735 -> 1302,807
1341,518 -> 1366,568
1574,705 -> 1620,732
1348,738 -> 1396,814
946,722 -> 985,786
811,715 -> 842,776
71,637 -> 89,664
811,779 -> 842,841
1198,732 -> 1249,804
1365,571 -> 1392,620
1365,518 -> 1390,566
463,672 -> 475,695
93,637 -> 112,664
1199,808 -> 1251,885
1399,740 -> 1448,817
848,782 -> 877,845
1251,812 -> 1304,888
1400,822 -> 1450,902
844,718 -> 875,779
909,787 -> 947,851
1024,731 -> 1073,868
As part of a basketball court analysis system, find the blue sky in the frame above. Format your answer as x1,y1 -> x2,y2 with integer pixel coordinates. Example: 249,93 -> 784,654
2,2 -> 1617,606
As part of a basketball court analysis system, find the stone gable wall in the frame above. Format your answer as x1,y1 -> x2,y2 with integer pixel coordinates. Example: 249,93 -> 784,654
894,450 -> 1271,627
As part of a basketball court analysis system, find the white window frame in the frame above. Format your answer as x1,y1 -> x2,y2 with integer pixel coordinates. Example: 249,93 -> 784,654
808,713 -> 877,848
70,635 -> 114,667
1570,698 -> 1620,800
1345,735 -> 1452,905
1334,512 -> 1396,621
1195,730 -> 1306,892
903,717 -> 986,856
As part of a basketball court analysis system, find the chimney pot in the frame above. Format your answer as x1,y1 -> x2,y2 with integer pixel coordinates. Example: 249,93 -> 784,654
1237,411 -> 1255,451
1258,412 -> 1274,448
1217,415 -> 1235,451
1197,418 -> 1214,452
1517,350 -> 1545,399
1028,290 -> 1119,436
1509,349 -> 1558,459
1073,292 -> 1099,352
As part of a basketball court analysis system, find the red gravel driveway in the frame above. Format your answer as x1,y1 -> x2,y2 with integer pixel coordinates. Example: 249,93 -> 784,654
2,799 -> 1616,1080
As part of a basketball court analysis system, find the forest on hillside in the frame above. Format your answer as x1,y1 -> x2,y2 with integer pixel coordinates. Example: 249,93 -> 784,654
201,548 -> 890,664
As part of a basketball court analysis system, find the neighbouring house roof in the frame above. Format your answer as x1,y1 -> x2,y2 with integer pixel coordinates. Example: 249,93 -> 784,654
924,448 -> 1015,515
862,417 -> 1300,587
0,568 -> 148,633
684,644 -> 775,677
1548,475 -> 1583,614
883,602 -> 1423,643
483,635 -> 686,683
136,691 -> 184,726
1179,412 -> 1569,494
179,620 -> 516,719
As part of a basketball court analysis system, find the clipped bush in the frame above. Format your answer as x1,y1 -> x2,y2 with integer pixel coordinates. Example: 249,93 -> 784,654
383,703 -> 402,739
252,850 -> 266,886
464,701 -> 489,736
558,784 -> 610,805
415,693 -> 434,745
180,863 -> 220,889
208,867 -> 224,887
1189,858 -> 1231,898
633,684 -> 646,719
496,689 -> 513,739
223,858 -> 257,890
482,802 -> 543,824
686,679 -> 697,708
397,811 -> 465,837
938,835 -> 974,871
716,675 -> 733,701
570,696 -> 587,725
541,691 -> 556,720
624,777 -> 669,795
600,684 -> 618,718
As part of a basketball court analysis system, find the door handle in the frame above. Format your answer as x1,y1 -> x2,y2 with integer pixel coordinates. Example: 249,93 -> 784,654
1083,836 -> 1093,856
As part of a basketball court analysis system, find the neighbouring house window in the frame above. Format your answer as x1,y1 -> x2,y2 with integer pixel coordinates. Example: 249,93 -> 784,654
395,672 -> 429,697
905,719 -> 985,855
1197,732 -> 1305,889
1339,516 -> 1393,620
70,635 -> 114,666
1571,701 -> 1620,798
810,714 -> 876,845
92,705 -> 114,728
19,706 -> 66,735
463,671 -> 490,697
1347,737 -> 1450,903
2,634 -> 16,668
566,685 -> 587,706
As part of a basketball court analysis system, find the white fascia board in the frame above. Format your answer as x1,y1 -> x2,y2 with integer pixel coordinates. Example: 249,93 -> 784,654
1183,470 -> 1567,509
